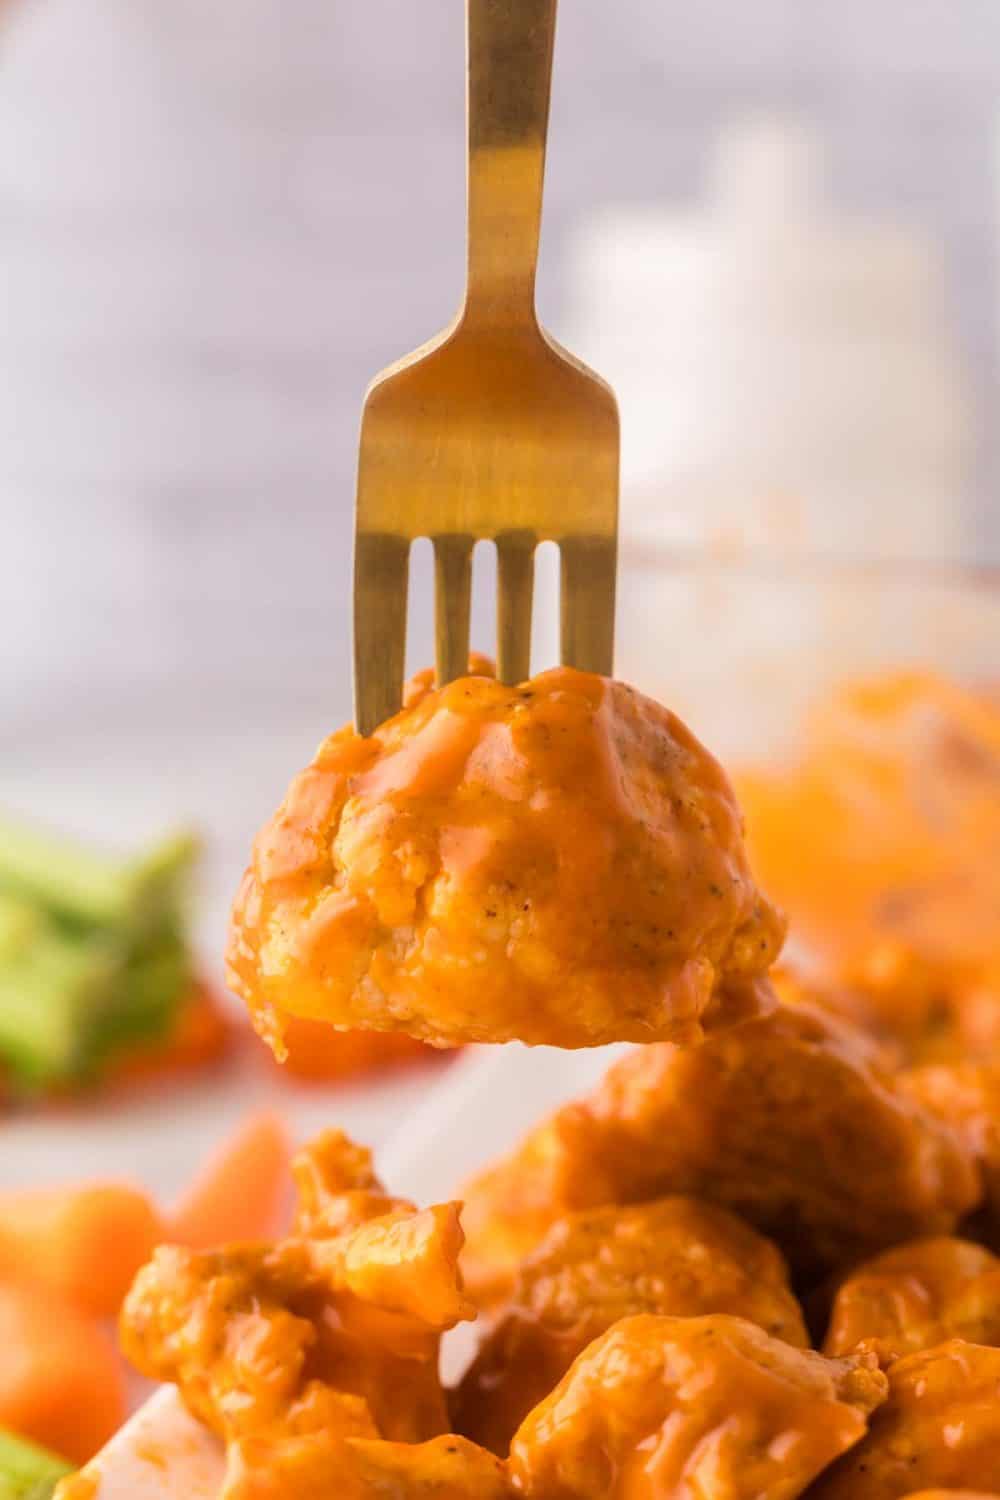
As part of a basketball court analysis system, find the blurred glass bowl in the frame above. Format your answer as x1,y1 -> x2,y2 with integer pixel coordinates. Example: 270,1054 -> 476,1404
616,543 -> 1000,760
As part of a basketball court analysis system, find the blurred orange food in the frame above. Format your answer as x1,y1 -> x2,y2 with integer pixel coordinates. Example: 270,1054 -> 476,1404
739,671 -> 1000,966
0,1111 -> 299,1466
170,1111 -> 292,1250
737,671 -> 1000,1061
276,1016 -> 447,1083
0,1279 -> 126,1465
0,1181 -> 164,1319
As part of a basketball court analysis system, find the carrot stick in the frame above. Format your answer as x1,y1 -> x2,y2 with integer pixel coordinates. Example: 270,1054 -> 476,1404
0,1282 -> 126,1466
169,1111 -> 291,1249
0,1185 -> 164,1318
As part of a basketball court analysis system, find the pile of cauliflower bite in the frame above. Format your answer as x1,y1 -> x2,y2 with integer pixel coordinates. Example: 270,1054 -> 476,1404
114,668 -> 1000,1498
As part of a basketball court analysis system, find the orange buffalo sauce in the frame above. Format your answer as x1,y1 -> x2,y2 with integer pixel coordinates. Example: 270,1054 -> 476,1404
70,667 -> 1000,1498
737,671 -> 1000,1062
227,668 -> 784,1052
452,1196 -> 808,1456
507,1314 -> 886,1500
120,1131 -> 472,1449
808,1340 -> 1000,1499
824,1237 -> 1000,1366
273,1016 -> 446,1084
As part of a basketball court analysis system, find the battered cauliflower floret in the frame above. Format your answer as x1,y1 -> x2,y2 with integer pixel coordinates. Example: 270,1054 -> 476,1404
227,667 -> 785,1050
507,1313 -> 887,1500
824,1238 -> 1000,1365
763,940 -> 1000,1078
291,1128 -> 412,1237
737,671 -> 1000,976
452,1197 -> 807,1456
739,671 -> 1000,1073
807,1341 -> 1000,1499
460,997 -> 980,1301
222,1431 -> 511,1500
120,1132 -> 473,1447
904,1064 -> 1000,1227
768,964 -> 902,1056
841,945 -> 1000,1067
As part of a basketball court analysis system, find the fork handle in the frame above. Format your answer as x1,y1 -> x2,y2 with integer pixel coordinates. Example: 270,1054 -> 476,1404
465,0 -> 557,326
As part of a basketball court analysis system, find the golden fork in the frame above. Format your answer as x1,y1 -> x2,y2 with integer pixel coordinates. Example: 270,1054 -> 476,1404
352,0 -> 619,734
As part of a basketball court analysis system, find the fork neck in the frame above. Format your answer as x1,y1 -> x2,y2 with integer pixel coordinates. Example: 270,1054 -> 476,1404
463,0 -> 557,331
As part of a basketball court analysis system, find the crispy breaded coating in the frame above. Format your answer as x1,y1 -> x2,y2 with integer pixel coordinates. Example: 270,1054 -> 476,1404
461,998 -> 980,1300
904,1064 -> 1000,1225
290,1128 -> 409,1236
222,1431 -> 511,1500
287,1132 -> 472,1325
824,1238 -> 1000,1365
227,667 -> 785,1050
807,1341 -> 1000,1499
507,1313 -> 887,1500
452,1197 -> 807,1455
120,1133 -> 472,1446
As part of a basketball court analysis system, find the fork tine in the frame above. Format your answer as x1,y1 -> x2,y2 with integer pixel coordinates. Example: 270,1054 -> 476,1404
434,534 -> 475,688
559,534 -> 618,677
496,532 -> 535,685
354,532 -> 410,735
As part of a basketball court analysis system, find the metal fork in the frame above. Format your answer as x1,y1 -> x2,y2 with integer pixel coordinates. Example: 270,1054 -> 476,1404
352,0 -> 620,734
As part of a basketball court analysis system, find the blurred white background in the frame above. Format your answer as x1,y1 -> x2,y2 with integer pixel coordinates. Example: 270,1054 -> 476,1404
4,2 -> 1000,720
2,0 -> 1000,945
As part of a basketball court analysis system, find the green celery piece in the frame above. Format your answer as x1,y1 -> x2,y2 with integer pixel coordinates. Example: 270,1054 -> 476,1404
82,924 -> 194,1070
0,818 -> 199,933
88,837 -> 201,1070
0,821 -> 201,1090
0,920 -> 197,1092
0,1428 -> 72,1500
0,817 -> 131,928
0,892 -> 45,961
126,831 -> 200,919
0,930 -> 117,1088
0,926 -> 196,1090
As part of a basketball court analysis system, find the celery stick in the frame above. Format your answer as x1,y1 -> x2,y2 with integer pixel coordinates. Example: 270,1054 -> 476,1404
0,1429 -> 72,1500
0,820 -> 201,1090
0,817 -> 129,927
0,919 -> 196,1091
0,819 -> 199,933
84,926 -> 193,1066
126,831 -> 201,915
0,893 -> 44,960
0,934 -> 117,1087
